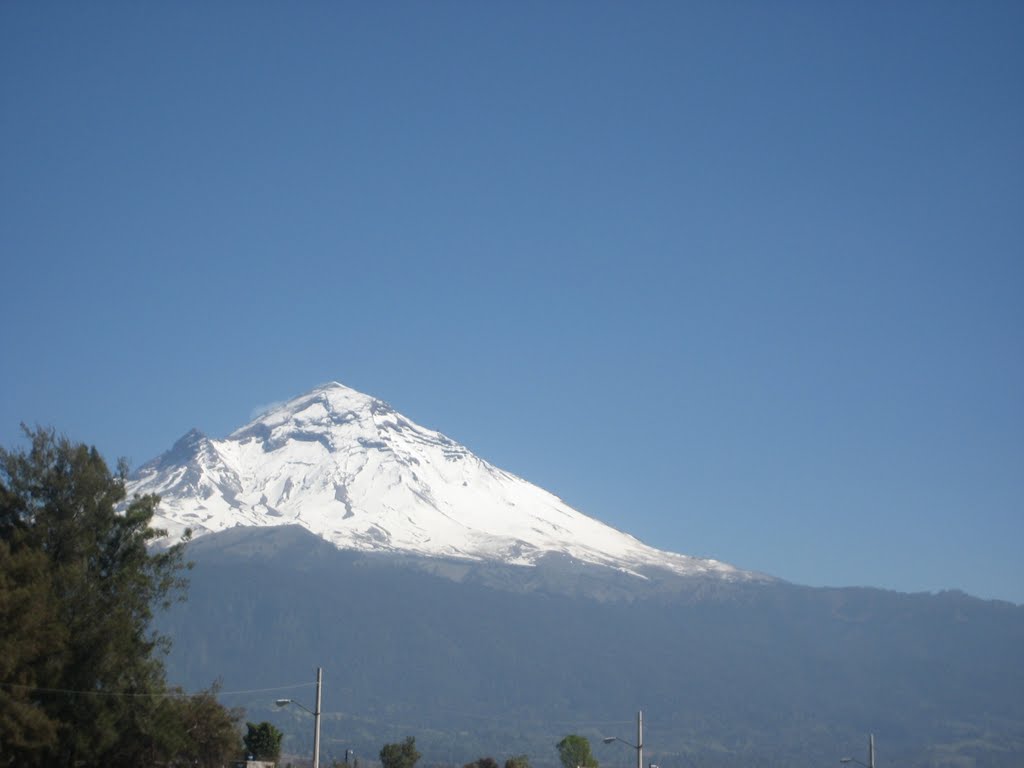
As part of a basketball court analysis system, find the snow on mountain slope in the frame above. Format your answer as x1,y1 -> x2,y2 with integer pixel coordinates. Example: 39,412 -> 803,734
129,382 -> 761,581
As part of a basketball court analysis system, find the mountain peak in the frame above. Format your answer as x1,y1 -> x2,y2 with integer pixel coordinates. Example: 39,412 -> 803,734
130,383 -> 766,584
136,427 -> 209,474
237,382 -> 390,428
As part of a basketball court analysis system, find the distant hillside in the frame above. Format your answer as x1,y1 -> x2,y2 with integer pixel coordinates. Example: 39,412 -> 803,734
157,526 -> 1024,768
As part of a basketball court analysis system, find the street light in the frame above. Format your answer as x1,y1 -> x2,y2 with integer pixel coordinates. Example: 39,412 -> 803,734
602,711 -> 643,768
839,734 -> 875,768
276,667 -> 323,768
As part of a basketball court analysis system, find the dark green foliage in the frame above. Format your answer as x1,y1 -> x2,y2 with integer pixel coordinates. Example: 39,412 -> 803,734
505,756 -> 530,768
0,540 -> 64,755
0,427 -> 242,767
381,736 -> 422,768
464,757 -> 499,768
166,683 -> 244,767
244,720 -> 284,761
557,735 -> 598,768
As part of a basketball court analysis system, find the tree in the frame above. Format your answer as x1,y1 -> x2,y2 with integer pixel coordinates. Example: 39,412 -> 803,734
380,736 -> 421,768
0,541 -> 65,759
464,758 -> 499,768
169,682 -> 244,768
505,755 -> 531,768
556,735 -> 598,768
244,721 -> 284,762
0,427 -> 192,766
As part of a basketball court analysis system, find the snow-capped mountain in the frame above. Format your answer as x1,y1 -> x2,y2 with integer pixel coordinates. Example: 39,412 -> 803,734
130,382 -> 760,581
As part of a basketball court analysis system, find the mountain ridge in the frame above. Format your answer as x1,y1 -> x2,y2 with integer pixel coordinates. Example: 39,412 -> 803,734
159,523 -> 1024,768
129,382 -> 765,584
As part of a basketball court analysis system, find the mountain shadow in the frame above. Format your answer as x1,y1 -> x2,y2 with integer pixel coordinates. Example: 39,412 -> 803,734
158,525 -> 1024,768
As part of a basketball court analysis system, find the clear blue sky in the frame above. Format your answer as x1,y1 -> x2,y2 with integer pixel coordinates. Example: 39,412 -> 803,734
2,2 -> 1021,603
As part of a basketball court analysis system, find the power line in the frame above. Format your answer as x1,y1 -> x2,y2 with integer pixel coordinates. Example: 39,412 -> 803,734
0,679 -> 316,699
218,681 -> 318,697
314,707 -> 633,729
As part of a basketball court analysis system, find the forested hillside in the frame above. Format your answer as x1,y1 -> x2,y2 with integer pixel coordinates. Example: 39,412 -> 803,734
161,526 -> 1024,768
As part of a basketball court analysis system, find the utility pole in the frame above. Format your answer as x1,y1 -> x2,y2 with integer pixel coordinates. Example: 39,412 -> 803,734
601,710 -> 644,768
636,710 -> 643,768
313,666 -> 323,768
274,668 -> 324,768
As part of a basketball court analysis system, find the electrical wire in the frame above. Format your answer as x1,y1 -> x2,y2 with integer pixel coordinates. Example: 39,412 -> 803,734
0,679 -> 316,699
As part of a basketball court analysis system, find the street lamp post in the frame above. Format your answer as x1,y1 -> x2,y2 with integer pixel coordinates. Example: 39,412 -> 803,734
602,710 -> 643,768
275,666 -> 323,768
840,733 -> 875,768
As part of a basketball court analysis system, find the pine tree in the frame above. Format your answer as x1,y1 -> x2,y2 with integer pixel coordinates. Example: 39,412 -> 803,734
0,427 -> 192,766
380,736 -> 421,768
244,721 -> 284,762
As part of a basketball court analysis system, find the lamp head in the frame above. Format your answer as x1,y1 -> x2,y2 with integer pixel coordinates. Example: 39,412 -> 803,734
275,698 -> 291,707
840,760 -> 852,764
602,738 -> 616,744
